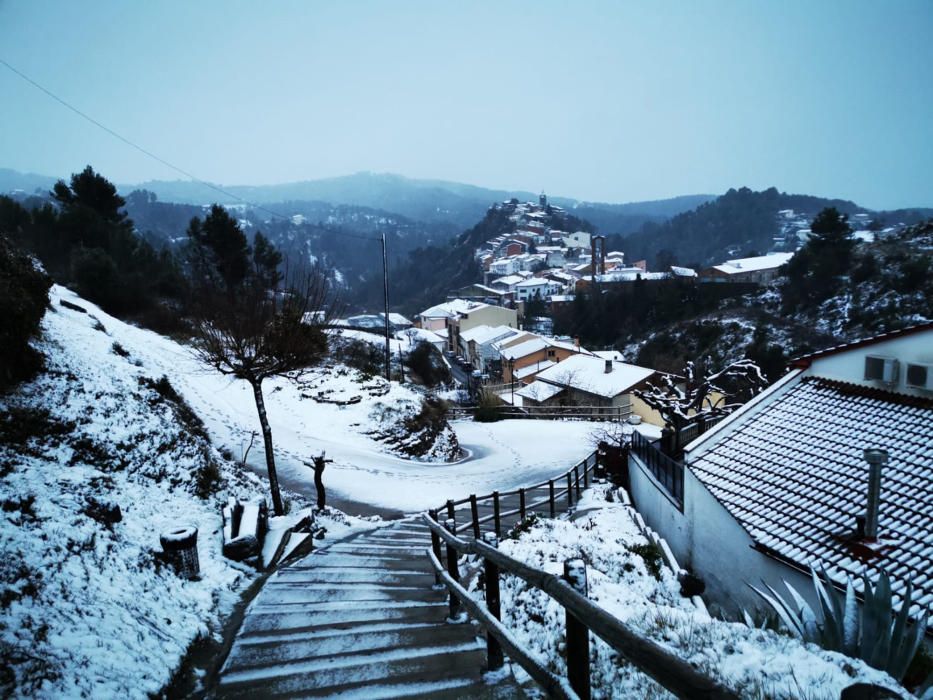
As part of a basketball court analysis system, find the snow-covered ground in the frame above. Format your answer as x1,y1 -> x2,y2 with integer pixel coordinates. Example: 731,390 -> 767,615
493,486 -> 906,699
0,289 -> 375,698
41,287 -> 603,514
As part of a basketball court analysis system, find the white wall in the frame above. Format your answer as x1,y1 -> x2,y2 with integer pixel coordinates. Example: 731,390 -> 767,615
628,452 -> 816,617
804,330 -> 933,398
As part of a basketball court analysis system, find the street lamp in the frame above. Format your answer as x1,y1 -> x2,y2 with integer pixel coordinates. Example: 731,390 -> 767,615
507,357 -> 515,405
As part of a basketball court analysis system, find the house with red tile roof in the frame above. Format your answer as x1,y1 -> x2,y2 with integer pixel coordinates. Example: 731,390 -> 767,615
626,323 -> 933,630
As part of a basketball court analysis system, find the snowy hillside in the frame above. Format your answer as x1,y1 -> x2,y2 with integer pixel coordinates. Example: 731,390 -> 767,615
0,289 -> 372,698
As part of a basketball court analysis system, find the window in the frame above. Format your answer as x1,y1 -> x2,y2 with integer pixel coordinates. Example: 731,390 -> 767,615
864,356 -> 886,381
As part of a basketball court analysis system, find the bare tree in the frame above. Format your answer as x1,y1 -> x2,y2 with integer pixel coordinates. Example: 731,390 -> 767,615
635,358 -> 767,452
186,207 -> 340,515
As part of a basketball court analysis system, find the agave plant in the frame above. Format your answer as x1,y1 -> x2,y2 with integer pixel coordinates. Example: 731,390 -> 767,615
748,566 -> 929,682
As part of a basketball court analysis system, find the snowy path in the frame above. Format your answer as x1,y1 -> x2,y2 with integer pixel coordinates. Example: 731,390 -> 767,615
55,287 -> 606,514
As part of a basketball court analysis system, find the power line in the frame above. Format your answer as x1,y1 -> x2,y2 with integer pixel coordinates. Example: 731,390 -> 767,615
0,57 -> 382,242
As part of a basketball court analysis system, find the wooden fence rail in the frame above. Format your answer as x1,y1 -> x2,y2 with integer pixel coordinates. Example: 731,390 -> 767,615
422,513 -> 740,700
432,452 -> 599,540
448,405 -> 633,422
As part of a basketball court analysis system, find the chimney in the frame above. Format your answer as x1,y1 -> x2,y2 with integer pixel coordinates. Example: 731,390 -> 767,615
862,448 -> 888,539
604,359 -> 613,374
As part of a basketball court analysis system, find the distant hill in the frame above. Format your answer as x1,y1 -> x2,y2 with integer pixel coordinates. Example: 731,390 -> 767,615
0,168 -> 713,233
0,168 -> 57,196
614,187 -> 868,268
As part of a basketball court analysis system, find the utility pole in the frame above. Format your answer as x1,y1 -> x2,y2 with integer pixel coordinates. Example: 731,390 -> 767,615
381,231 -> 391,381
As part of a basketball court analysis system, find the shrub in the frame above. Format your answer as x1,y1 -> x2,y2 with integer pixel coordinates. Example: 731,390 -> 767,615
473,389 -> 502,423
0,235 -> 51,390
406,341 -> 451,387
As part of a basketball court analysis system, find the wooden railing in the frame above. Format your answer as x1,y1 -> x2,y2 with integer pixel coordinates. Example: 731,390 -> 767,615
630,430 -> 684,508
422,513 -> 740,700
447,405 -> 633,422
431,452 -> 599,540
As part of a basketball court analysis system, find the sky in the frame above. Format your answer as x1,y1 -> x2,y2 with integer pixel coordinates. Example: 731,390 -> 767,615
1,0 -> 932,209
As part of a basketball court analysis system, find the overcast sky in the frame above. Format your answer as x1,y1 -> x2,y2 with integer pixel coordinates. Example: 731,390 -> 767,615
2,0 -> 931,209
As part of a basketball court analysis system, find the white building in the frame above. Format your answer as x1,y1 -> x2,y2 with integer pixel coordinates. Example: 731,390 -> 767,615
626,323 -> 933,628
514,277 -> 559,302
488,257 -> 521,276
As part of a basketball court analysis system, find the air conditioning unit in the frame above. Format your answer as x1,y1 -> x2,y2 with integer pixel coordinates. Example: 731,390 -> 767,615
905,363 -> 933,391
864,355 -> 899,385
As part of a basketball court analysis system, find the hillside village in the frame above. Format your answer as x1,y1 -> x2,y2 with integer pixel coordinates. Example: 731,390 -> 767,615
3,162 -> 932,699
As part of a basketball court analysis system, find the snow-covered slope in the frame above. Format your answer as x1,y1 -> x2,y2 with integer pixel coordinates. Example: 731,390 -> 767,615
0,291 -> 267,697
26,288 -> 601,514
0,287 -> 380,698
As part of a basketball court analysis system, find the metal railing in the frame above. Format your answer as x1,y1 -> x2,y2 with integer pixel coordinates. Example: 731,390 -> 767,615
630,430 -> 684,507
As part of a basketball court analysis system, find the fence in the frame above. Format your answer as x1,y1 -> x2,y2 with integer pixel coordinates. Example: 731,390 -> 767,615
431,451 -> 599,540
667,413 -> 727,454
422,513 -> 740,700
448,404 -> 633,422
630,430 -> 684,508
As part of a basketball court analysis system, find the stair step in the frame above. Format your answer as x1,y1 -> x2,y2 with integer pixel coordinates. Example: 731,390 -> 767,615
274,568 -> 433,586
218,643 -> 489,695
224,622 -> 480,672
252,584 -> 442,606
240,602 -> 448,636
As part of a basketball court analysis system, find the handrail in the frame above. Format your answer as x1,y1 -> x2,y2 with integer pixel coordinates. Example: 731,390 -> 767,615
434,452 -> 596,522
423,514 -> 740,700
424,547 -> 578,700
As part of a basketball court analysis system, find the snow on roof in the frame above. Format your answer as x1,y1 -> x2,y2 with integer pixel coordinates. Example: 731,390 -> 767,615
382,312 -> 411,325
500,337 -> 549,360
514,360 -> 556,380
593,350 -> 624,361
712,252 -> 793,274
419,298 -> 484,318
460,324 -> 518,346
535,355 -> 655,399
491,274 -> 525,287
517,380 -> 565,402
670,265 -> 697,277
515,277 -> 551,287
688,377 -> 933,625
397,327 -> 444,344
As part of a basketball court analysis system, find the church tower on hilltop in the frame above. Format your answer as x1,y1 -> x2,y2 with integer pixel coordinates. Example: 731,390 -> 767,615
539,191 -> 547,208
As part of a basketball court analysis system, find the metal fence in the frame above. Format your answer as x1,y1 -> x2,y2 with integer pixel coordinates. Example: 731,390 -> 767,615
631,430 -> 684,507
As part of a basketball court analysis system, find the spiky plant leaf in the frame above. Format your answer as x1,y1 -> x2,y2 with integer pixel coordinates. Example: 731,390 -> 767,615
886,579 -> 914,671
889,609 -> 927,682
812,568 -> 842,650
842,579 -> 859,656
748,582 -> 805,639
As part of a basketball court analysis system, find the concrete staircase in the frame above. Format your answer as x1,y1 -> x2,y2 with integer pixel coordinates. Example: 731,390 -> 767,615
214,520 -> 522,699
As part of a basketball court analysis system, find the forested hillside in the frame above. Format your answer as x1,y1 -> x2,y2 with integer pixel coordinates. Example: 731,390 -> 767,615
559,214 -> 933,379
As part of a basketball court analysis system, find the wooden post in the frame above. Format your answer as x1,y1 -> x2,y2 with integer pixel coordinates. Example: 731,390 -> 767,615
470,495 -> 481,539
493,491 -> 501,538
574,464 -> 581,498
566,473 -> 574,508
548,480 -> 556,518
519,488 -> 526,521
564,559 -> 591,700
583,459 -> 589,489
446,499 -> 456,532
444,519 -> 462,621
483,533 -> 504,671
429,509 -> 443,588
